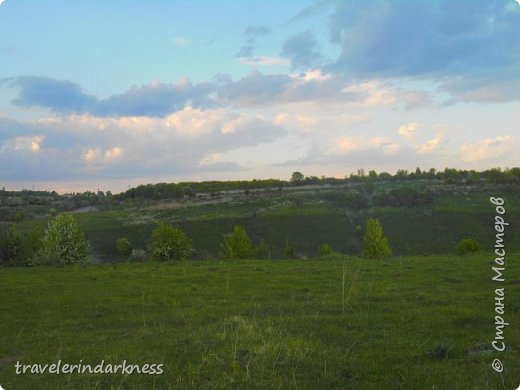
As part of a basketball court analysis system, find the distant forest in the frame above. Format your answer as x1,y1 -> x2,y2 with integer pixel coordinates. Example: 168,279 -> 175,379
114,166 -> 520,201
2,167 -> 520,205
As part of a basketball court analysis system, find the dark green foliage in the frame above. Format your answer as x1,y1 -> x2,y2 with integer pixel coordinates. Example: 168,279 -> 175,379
116,237 -> 132,256
222,225 -> 253,259
149,223 -> 192,261
290,171 -> 304,183
33,214 -> 91,265
373,186 -> 433,207
0,224 -> 41,266
254,239 -> 270,259
362,218 -> 392,259
455,238 -> 481,256
318,243 -> 333,256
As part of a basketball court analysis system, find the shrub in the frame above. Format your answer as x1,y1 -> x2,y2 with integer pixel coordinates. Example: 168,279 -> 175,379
362,218 -> 392,259
318,243 -> 334,256
0,224 -> 39,266
0,224 -> 23,266
116,237 -> 132,256
455,238 -> 480,256
222,225 -> 253,259
33,213 -> 91,265
149,223 -> 192,261
254,239 -> 271,259
129,249 -> 147,262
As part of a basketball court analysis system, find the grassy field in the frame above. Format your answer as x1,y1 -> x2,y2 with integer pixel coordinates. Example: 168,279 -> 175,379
1,253 -> 519,389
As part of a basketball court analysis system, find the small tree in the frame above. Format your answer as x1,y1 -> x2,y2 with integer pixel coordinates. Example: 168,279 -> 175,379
34,213 -> 91,265
222,225 -> 253,259
319,243 -> 334,256
362,218 -> 392,259
116,237 -> 132,256
455,238 -> 480,256
290,171 -> 304,183
149,223 -> 192,261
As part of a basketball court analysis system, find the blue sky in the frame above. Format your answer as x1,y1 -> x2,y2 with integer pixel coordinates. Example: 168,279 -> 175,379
1,0 -> 519,193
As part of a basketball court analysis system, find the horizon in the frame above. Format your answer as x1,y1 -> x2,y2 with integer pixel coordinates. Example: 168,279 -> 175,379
1,0 -> 520,194
2,165 -> 517,196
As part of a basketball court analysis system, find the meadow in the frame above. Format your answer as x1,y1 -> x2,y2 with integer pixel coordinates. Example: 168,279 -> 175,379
2,180 -> 520,389
1,254 -> 519,389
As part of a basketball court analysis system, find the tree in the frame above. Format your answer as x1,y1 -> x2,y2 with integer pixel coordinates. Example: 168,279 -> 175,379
34,213 -> 91,265
362,218 -> 392,259
116,237 -> 132,256
290,171 -> 304,183
149,223 -> 192,261
318,243 -> 334,256
222,225 -> 253,259
455,238 -> 480,256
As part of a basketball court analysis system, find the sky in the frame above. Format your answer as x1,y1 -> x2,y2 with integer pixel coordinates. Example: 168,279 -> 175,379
1,0 -> 519,194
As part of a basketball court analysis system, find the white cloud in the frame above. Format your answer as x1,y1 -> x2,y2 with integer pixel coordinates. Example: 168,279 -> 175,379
199,153 -> 223,166
416,133 -> 444,154
239,56 -> 290,66
460,135 -> 514,162
342,80 -> 397,106
1,136 -> 43,153
291,69 -> 333,82
398,123 -> 418,139
334,137 -> 361,153
333,136 -> 400,155
104,147 -> 122,161
84,148 -> 99,162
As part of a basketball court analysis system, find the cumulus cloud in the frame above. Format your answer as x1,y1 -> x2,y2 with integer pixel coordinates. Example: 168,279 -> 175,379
398,123 -> 418,138
0,109 -> 288,181
9,76 -> 97,113
282,31 -> 323,69
327,0 -> 520,102
416,133 -> 444,154
460,135 -> 514,162
332,135 -> 400,155
6,71 -> 433,118
7,76 -> 216,117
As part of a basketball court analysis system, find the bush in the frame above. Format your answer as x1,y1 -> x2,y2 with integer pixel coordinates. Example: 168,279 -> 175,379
128,249 -> 147,262
254,239 -> 271,259
318,243 -> 334,256
33,213 -> 91,265
116,237 -> 132,256
455,238 -> 480,256
222,225 -> 253,259
149,223 -> 192,261
362,218 -> 392,259
0,224 -> 40,266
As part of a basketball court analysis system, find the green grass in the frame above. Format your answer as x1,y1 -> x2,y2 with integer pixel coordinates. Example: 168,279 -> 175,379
1,254 -> 519,389
11,184 -> 520,260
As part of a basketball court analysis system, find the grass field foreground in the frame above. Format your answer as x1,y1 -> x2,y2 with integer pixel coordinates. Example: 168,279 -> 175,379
1,254 -> 519,389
